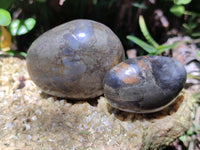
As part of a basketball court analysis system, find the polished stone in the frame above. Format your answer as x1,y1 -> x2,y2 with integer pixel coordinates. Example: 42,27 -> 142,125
27,19 -> 125,99
104,56 -> 186,113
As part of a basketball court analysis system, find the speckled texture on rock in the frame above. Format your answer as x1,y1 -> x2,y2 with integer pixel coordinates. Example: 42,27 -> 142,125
104,56 -> 187,113
0,57 -> 195,150
26,19 -> 125,99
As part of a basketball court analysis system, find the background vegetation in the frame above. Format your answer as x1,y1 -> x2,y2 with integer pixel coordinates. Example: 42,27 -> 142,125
0,0 -> 200,55
0,0 -> 200,149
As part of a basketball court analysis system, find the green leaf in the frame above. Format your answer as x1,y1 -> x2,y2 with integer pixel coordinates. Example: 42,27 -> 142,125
93,0 -> 97,5
108,0 -> 115,8
174,0 -> 191,5
195,50 -> 200,59
183,23 -> 190,30
170,5 -> 185,17
19,52 -> 27,57
187,73 -> 200,80
0,0 -> 14,9
179,135 -> 187,143
127,35 -> 157,54
191,32 -> 200,37
5,50 -> 27,57
0,9 -> 11,26
9,18 -> 36,36
17,25 -> 27,35
132,3 -> 147,9
156,42 -> 181,54
24,18 -> 36,30
80,131 -> 89,135
186,125 -> 195,136
6,50 -> 15,56
139,15 -> 158,47
9,19 -> 20,36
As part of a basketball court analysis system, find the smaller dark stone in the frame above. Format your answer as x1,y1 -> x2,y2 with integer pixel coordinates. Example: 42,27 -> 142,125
103,56 -> 187,113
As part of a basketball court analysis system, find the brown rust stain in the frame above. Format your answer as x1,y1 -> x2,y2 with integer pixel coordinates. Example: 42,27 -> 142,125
112,62 -> 129,74
114,62 -> 139,84
109,46 -> 125,69
142,56 -> 148,59
122,75 -> 139,84
137,58 -> 147,70
110,55 -> 120,67
109,53 -> 123,68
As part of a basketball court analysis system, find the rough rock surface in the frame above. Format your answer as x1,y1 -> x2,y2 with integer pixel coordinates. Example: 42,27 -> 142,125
0,57 -> 195,150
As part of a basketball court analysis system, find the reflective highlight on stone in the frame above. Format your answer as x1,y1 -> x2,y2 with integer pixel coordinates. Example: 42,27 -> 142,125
103,56 -> 186,113
27,19 -> 125,99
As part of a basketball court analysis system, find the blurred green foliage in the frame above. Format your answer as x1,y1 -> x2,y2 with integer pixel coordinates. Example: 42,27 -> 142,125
170,0 -> 191,17
127,15 -> 181,55
169,0 -> 200,39
0,1 -> 36,56
0,0 -> 14,10
9,18 -> 36,36
0,9 -> 11,26
0,0 -> 199,56
196,51 -> 200,59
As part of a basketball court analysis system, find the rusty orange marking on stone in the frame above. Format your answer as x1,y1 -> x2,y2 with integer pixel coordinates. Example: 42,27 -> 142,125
122,75 -> 139,84
114,62 -> 139,84
113,62 -> 129,73
110,55 -> 120,67
137,59 -> 147,70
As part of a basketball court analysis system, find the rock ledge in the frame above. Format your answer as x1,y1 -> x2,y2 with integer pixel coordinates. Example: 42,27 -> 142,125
0,57 -> 195,150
